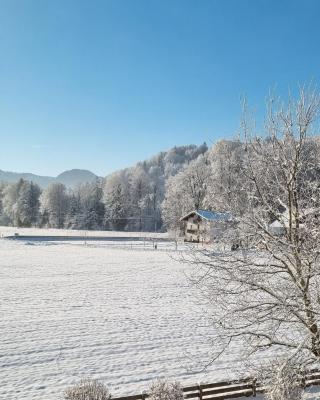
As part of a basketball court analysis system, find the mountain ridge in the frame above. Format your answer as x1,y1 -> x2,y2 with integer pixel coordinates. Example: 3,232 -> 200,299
0,143 -> 208,189
0,168 -> 99,188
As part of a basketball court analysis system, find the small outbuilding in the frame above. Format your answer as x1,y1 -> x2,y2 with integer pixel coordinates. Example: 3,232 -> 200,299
179,209 -> 233,243
268,207 -> 316,236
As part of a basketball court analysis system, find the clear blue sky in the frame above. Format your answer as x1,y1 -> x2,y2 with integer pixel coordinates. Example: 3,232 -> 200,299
0,0 -> 320,177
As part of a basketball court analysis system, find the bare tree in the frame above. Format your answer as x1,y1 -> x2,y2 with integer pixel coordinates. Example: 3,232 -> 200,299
187,87 -> 320,366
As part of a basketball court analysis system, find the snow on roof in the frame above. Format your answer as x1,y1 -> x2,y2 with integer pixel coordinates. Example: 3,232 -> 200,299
269,220 -> 284,228
180,209 -> 233,222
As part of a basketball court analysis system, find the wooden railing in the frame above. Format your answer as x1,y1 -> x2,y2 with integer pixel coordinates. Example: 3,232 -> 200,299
111,369 -> 320,400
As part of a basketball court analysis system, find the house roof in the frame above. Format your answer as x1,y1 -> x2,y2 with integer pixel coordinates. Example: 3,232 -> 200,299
269,220 -> 284,228
180,209 -> 233,222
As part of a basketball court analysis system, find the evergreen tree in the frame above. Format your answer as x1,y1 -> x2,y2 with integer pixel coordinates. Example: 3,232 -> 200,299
104,183 -> 127,230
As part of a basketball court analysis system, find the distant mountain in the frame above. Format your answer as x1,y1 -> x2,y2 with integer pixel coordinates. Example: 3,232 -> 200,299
0,169 -> 99,188
56,169 -> 98,187
0,170 -> 54,188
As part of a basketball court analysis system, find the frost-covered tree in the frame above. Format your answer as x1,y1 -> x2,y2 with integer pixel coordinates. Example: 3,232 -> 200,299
64,192 -> 83,229
162,154 -> 211,229
149,178 -> 163,231
2,179 -> 24,225
104,182 -> 127,230
163,143 -> 208,176
102,143 -> 208,232
162,172 -> 193,230
77,181 -> 105,230
188,87 -> 320,366
64,378 -> 111,400
130,166 -> 151,231
206,140 -> 246,213
103,170 -> 131,230
0,182 -> 10,225
261,359 -> 304,400
2,179 -> 41,227
0,182 -> 5,212
148,379 -> 184,400
40,182 -> 69,228
16,180 -> 41,226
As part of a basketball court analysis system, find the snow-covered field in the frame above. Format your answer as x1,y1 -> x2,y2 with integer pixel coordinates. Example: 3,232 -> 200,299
0,226 -> 169,239
0,237 -> 222,400
1,230 -> 319,400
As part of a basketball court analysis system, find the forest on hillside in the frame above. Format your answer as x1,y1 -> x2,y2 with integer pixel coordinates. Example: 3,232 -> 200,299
3,132 -> 317,233
0,143 -> 210,231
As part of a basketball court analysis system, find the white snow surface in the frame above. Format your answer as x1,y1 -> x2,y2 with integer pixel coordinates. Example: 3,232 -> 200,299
0,238 -> 225,400
1,230 -> 319,400
0,226 -> 169,239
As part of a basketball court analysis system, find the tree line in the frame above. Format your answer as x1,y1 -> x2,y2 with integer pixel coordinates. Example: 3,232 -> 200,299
0,143 -> 210,230
4,128 -> 317,234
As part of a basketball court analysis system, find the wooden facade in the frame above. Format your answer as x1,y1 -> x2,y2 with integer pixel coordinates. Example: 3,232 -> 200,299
180,209 -> 232,243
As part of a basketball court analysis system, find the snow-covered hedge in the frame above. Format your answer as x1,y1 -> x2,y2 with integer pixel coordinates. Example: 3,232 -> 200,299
63,378 -> 111,400
148,379 -> 184,400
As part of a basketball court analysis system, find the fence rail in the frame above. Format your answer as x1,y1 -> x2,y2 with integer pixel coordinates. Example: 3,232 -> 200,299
111,369 -> 320,400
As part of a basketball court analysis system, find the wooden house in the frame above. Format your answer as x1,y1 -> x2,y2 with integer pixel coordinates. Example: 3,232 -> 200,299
179,209 -> 233,243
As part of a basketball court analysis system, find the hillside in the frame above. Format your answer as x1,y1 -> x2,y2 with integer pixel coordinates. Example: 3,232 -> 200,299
0,169 -> 99,188
0,143 -> 208,231
0,170 -> 55,188
56,169 -> 98,187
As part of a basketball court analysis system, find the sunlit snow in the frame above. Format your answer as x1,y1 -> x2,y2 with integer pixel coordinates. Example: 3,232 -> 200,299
0,229 -> 319,399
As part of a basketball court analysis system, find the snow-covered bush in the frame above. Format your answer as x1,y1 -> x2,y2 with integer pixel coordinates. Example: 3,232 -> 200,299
148,379 -> 184,400
63,378 -> 111,400
260,360 -> 304,400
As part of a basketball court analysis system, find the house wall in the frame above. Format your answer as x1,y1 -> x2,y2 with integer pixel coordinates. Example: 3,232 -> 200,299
181,214 -> 233,243
182,215 -> 211,243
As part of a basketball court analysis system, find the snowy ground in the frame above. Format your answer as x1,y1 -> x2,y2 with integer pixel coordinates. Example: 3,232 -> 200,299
0,231 -> 319,400
0,226 -> 170,239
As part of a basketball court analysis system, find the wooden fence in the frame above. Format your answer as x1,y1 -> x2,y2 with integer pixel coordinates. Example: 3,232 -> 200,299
111,369 -> 320,400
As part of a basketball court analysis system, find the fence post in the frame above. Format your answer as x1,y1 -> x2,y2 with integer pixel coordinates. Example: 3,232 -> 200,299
142,390 -> 147,400
252,378 -> 257,397
198,383 -> 203,400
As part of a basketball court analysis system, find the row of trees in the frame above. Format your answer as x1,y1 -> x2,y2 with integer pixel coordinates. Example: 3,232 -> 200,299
162,139 -> 246,229
0,179 -> 105,230
0,144 -> 209,230
0,136 -> 281,232
103,143 -> 208,231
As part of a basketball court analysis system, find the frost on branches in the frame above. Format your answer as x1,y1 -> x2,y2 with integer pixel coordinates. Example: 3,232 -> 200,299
63,378 -> 111,400
148,379 -> 184,400
187,88 -> 320,367
258,358 -> 305,400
